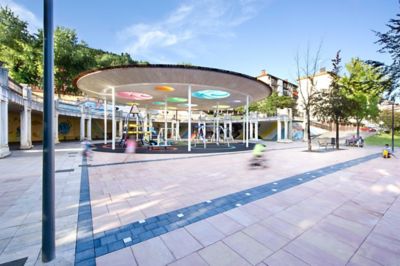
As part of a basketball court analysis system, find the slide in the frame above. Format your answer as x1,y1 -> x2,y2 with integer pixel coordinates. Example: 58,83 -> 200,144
258,121 -> 277,141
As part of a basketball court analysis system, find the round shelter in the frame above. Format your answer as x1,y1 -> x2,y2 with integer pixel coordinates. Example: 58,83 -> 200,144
74,64 -> 272,151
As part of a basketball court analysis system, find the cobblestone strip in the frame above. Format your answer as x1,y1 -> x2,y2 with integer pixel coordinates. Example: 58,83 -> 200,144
74,158 -> 95,266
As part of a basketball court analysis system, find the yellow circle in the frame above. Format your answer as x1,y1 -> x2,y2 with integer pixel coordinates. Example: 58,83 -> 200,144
155,85 -> 175,92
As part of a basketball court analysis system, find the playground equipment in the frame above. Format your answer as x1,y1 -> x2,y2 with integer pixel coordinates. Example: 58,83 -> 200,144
194,111 -> 234,148
120,104 -> 153,147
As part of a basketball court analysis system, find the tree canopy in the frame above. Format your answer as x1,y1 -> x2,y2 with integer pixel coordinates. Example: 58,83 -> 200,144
235,91 -> 296,115
375,4 -> 400,98
341,58 -> 389,136
0,6 -> 143,95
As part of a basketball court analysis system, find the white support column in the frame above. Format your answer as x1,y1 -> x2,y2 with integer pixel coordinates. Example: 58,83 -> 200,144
80,106 -> 85,141
87,113 -> 92,141
242,118 -> 245,144
54,111 -> 59,144
188,85 -> 192,151
0,67 -> 10,158
284,118 -> 288,140
176,120 -> 180,140
249,114 -> 253,140
104,99 -> 107,144
216,104 -> 220,145
246,95 -> 249,148
164,100 -> 168,146
255,112 -> 259,140
223,121 -> 227,140
20,86 -> 32,149
277,119 -> 282,141
111,88 -> 116,150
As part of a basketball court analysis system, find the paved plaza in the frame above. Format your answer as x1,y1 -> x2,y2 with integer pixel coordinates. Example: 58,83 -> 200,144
0,141 -> 399,266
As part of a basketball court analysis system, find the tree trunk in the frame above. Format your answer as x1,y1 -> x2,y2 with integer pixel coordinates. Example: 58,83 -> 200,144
335,118 -> 339,150
356,120 -> 360,138
306,109 -> 312,151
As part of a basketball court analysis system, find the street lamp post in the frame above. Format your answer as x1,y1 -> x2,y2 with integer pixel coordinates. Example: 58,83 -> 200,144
392,101 -> 395,153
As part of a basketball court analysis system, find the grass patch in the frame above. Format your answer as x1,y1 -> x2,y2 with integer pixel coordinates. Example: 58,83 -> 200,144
365,133 -> 400,146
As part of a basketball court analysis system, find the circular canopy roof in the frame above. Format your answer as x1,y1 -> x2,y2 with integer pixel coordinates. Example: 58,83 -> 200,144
74,64 -> 272,110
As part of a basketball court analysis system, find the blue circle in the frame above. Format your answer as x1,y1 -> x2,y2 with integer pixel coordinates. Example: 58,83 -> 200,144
192,90 -> 230,100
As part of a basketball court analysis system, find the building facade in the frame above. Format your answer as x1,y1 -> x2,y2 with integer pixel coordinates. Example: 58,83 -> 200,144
257,70 -> 298,99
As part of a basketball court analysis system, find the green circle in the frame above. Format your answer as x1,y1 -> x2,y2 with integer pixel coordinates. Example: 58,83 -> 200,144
166,97 -> 187,103
152,101 -> 166,105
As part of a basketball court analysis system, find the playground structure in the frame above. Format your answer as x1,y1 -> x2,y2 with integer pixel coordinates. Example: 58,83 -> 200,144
74,64 -> 294,153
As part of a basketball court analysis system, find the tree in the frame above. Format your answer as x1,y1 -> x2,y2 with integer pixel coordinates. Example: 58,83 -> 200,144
51,27 -> 96,96
0,6 -> 42,86
341,58 -> 389,137
257,92 -> 296,115
313,51 -> 351,149
295,44 -> 323,151
234,91 -> 295,115
374,3 -> 400,98
0,6 -> 143,96
378,109 -> 400,132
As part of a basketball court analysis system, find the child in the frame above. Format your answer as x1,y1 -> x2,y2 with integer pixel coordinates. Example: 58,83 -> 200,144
383,144 -> 391,158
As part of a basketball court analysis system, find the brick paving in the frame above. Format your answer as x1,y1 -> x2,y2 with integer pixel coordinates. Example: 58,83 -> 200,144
0,141 -> 399,266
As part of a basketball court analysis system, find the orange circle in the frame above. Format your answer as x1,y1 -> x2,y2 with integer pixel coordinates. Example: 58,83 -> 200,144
154,85 -> 175,92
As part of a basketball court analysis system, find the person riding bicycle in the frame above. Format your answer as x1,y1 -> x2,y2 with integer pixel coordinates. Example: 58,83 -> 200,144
250,142 -> 267,167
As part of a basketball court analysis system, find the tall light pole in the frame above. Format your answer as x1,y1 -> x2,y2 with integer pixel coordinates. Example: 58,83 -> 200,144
42,0 -> 55,262
392,101 -> 395,152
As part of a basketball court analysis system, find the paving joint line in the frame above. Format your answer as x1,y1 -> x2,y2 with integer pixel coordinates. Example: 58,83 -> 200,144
74,152 -> 380,264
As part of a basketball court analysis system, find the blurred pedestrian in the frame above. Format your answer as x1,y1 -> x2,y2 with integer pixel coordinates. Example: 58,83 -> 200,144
125,136 -> 137,154
82,138 -> 92,161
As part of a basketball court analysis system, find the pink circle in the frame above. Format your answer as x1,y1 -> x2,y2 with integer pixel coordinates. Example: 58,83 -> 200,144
116,91 -> 153,100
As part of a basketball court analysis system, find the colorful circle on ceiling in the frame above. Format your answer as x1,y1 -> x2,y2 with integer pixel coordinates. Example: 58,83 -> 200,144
117,92 -> 152,100
232,100 -> 242,103
167,97 -> 187,103
177,103 -> 198,107
152,101 -> 166,105
155,85 -> 175,92
212,105 -> 231,109
168,106 -> 177,110
192,90 -> 230,100
126,102 -> 140,105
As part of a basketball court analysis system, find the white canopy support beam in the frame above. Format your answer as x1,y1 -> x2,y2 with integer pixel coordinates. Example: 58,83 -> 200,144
188,85 -> 192,152
111,87 -> 116,150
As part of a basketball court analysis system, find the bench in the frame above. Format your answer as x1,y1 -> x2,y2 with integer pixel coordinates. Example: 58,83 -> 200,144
317,138 -> 336,150
317,139 -> 329,150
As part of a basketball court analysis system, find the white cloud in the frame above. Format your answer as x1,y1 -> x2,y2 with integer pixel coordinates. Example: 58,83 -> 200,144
0,0 -> 41,32
118,0 -> 271,63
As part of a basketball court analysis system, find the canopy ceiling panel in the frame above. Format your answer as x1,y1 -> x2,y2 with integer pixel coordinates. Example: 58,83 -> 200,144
74,65 -> 272,110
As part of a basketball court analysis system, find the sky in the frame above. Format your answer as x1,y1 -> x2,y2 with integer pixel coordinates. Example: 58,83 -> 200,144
0,0 -> 398,82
